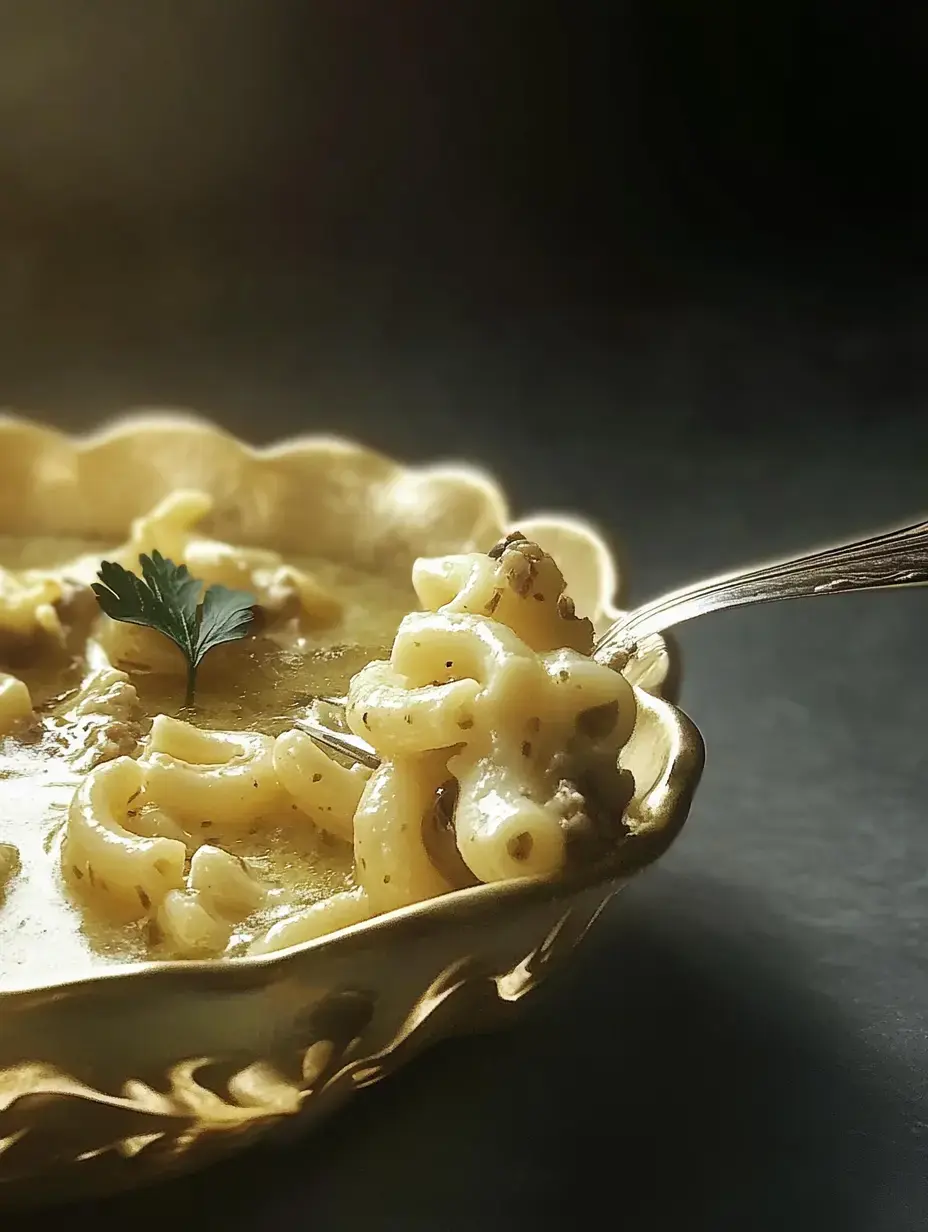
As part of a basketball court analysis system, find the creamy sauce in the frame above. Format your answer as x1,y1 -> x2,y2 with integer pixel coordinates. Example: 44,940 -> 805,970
0,536 -> 414,990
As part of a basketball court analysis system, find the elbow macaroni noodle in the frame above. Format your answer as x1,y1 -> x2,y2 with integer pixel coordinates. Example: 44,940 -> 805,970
63,757 -> 187,916
344,609 -> 634,884
0,568 -> 64,643
156,845 -> 268,958
272,729 -> 370,842
64,743 -> 271,955
252,537 -> 636,953
352,750 -> 457,912
412,538 -> 595,654
139,716 -> 284,828
187,843 -> 267,917
0,672 -> 34,735
51,523 -> 636,959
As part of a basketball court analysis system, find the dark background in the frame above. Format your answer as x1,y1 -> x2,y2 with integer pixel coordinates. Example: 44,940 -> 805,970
2,3 -> 926,1228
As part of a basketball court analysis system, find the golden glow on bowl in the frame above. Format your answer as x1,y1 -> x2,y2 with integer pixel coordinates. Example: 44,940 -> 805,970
0,412 -> 702,1206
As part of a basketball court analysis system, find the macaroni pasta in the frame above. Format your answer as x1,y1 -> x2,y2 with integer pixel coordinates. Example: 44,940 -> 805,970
0,672 -> 33,734
250,534 -> 636,953
139,716 -> 285,827
0,568 -> 63,643
2,502 -> 637,973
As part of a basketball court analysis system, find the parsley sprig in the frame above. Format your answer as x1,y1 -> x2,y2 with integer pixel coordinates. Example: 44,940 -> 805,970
92,551 -> 255,707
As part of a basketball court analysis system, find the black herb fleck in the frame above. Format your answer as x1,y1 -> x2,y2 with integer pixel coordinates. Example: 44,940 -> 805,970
557,594 -> 577,620
507,832 -> 533,862
488,530 -> 527,560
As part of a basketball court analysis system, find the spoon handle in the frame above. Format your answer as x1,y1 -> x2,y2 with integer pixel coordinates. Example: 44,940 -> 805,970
296,516 -> 928,761
593,517 -> 928,667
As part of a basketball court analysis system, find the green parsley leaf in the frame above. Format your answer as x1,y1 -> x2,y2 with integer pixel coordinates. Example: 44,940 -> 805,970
195,581 -> 258,663
92,550 -> 255,706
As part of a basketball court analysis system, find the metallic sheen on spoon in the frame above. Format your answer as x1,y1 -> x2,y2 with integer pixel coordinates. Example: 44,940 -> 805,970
296,515 -> 928,765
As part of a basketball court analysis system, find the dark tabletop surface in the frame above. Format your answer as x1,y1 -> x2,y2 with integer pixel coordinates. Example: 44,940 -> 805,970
3,5 -> 927,1227
6,298 -> 927,1232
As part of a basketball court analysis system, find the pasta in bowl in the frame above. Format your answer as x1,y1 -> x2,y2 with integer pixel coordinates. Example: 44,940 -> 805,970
0,413 -> 703,1205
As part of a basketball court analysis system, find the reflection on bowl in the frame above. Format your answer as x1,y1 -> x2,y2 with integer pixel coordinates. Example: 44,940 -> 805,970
0,412 -> 704,1206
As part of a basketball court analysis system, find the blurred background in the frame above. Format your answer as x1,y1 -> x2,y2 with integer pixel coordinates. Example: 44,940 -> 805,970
2,0 -> 925,583
2,3 -> 924,424
2,5 -> 927,1226
3,1 -> 925,557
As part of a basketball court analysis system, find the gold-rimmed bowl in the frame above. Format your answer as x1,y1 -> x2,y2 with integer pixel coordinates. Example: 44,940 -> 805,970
0,412 -> 704,1206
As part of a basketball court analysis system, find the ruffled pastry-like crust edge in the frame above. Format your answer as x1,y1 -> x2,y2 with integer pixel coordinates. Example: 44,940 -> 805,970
0,408 -> 670,690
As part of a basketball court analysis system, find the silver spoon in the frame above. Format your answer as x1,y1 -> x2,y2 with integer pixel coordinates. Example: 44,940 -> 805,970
294,516 -> 928,767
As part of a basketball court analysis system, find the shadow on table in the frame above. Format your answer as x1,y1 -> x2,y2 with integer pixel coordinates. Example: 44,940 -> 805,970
38,871 -> 919,1231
